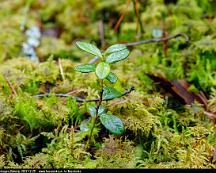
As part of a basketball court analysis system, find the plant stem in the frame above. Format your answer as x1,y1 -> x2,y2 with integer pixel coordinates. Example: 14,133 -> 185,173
85,80 -> 104,150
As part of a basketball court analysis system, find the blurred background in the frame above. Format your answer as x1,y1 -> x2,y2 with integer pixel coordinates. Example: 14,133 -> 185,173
0,0 -> 215,62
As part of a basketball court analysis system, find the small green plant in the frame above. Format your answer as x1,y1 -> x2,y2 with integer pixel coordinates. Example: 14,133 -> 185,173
75,41 -> 131,149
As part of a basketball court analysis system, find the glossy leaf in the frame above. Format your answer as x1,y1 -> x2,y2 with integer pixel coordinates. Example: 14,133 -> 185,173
75,64 -> 96,73
102,86 -> 121,100
88,105 -> 106,117
96,62 -> 110,79
98,106 -> 106,115
76,41 -> 102,58
100,114 -> 124,135
104,44 -> 127,55
106,72 -> 118,83
106,49 -> 130,64
88,105 -> 97,117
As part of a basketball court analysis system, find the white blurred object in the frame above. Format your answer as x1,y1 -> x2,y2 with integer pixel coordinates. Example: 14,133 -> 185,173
22,26 -> 41,62
25,26 -> 41,39
152,28 -> 163,38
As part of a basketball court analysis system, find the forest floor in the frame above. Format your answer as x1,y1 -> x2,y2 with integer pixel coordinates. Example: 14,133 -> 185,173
1,0 -> 216,168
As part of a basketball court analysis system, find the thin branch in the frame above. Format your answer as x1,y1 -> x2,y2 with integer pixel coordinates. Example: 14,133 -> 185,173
121,86 -> 135,97
33,86 -> 135,102
124,33 -> 189,47
34,93 -> 70,98
88,33 -> 189,64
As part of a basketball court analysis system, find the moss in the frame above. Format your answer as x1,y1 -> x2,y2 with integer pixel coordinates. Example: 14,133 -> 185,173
0,0 -> 216,169
0,155 -> 5,168
37,126 -> 92,168
22,153 -> 50,169
95,136 -> 136,168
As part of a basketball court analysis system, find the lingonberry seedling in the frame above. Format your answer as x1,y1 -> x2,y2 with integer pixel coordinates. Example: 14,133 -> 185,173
75,41 -> 132,149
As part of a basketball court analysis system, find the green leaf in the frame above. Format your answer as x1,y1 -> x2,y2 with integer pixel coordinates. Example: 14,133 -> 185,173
75,64 -> 96,73
100,114 -> 124,135
106,49 -> 130,64
106,72 -> 118,83
102,86 -> 121,100
98,106 -> 106,115
96,62 -> 110,79
88,105 -> 106,117
76,41 -> 102,58
104,44 -> 127,55
88,105 -> 97,117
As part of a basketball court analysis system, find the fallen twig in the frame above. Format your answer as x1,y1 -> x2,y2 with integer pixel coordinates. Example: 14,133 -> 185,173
33,86 -> 135,102
124,33 -> 189,46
